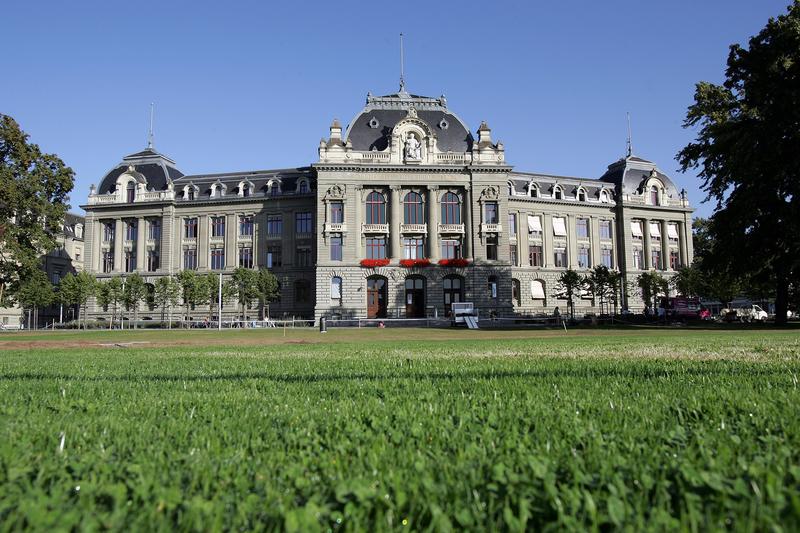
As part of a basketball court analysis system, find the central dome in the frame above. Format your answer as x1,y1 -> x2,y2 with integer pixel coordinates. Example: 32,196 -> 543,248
344,91 -> 473,153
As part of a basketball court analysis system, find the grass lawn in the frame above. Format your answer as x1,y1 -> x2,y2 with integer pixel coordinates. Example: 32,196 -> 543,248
1,328 -> 799,530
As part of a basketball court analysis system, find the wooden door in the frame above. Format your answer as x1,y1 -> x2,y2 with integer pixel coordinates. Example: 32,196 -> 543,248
367,277 -> 386,319
405,277 -> 425,318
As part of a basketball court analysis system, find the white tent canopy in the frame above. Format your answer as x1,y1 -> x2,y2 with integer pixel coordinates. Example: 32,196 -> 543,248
668,224 -> 680,240
630,221 -> 643,237
650,222 -> 661,238
552,217 -> 567,237
531,280 -> 546,299
527,215 -> 542,233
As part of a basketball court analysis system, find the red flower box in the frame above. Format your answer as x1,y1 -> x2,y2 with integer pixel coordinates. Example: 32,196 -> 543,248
438,258 -> 471,268
399,258 -> 431,268
360,258 -> 390,268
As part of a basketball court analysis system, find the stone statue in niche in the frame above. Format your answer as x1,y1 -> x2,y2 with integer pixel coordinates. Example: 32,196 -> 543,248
404,132 -> 422,161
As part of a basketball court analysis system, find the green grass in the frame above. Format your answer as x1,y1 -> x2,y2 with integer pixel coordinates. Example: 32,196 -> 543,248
1,329 -> 799,531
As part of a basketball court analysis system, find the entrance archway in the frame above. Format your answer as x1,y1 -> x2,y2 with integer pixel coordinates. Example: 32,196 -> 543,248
366,276 -> 387,319
405,276 -> 426,318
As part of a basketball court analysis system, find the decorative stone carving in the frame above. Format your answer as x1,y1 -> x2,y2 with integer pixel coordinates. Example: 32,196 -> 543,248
480,185 -> 500,201
404,132 -> 422,161
406,107 -> 418,119
325,184 -> 345,199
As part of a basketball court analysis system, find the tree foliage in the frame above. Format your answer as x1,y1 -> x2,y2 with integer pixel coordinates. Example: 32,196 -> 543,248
58,271 -> 96,329
554,269 -> 583,320
176,270 -> 203,325
0,115 -> 74,304
585,265 -> 623,315
677,2 -> 800,324
123,273 -> 147,327
97,277 -> 124,328
637,271 -> 669,312
16,269 -> 54,325
256,268 -> 280,319
153,276 -> 180,326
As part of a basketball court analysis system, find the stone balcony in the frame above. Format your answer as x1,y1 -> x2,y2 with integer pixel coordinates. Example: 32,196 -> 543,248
400,223 -> 427,234
480,223 -> 503,234
324,223 -> 347,234
438,223 -> 464,234
361,223 -> 389,234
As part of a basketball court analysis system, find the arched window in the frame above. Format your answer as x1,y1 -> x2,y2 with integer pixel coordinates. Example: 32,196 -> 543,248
404,192 -> 424,224
298,180 -> 309,194
531,279 -> 546,300
442,275 -> 463,316
578,188 -> 587,202
599,190 -> 609,203
330,276 -> 342,304
529,184 -> 539,198
440,192 -> 461,224
512,279 -> 521,306
366,191 -> 386,224
650,185 -> 659,206
126,182 -> 136,203
553,186 -> 563,200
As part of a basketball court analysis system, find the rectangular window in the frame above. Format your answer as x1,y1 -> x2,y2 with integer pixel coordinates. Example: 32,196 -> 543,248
652,249 -> 662,270
527,215 -> 542,237
295,212 -> 313,234
103,222 -> 115,242
239,216 -> 254,237
484,202 -> 498,224
554,248 -> 567,268
330,235 -> 343,261
266,245 -> 282,268
631,220 -> 643,241
210,248 -> 225,270
529,245 -> 542,267
510,244 -> 518,266
184,248 -> 197,270
102,251 -> 114,273
578,247 -> 590,268
148,219 -> 161,240
601,248 -> 613,268
211,216 -> 226,238
187,188 -> 195,201
403,238 -> 424,260
633,248 -> 643,270
330,202 -> 344,224
184,218 -> 198,239
670,250 -> 680,270
552,217 -> 567,237
239,247 -> 253,268
124,251 -> 136,272
440,239 -> 461,259
650,222 -> 661,241
147,250 -> 159,271
296,247 -> 311,267
508,213 -> 517,235
366,237 -> 387,259
486,235 -> 498,260
668,223 -> 680,242
125,221 -> 137,241
489,278 -> 498,299
267,215 -> 283,236
600,220 -> 612,240
577,218 -> 589,239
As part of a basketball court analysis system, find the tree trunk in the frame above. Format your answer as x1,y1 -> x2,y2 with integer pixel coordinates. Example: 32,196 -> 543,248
775,274 -> 789,326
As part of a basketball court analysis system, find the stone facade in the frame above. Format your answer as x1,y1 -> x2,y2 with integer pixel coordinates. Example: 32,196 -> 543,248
81,87 -> 693,323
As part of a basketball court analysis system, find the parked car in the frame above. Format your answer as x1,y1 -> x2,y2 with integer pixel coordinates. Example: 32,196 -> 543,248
720,305 -> 768,323
659,297 -> 702,319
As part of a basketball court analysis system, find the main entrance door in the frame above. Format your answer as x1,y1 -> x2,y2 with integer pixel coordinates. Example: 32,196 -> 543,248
405,276 -> 425,318
366,276 -> 387,319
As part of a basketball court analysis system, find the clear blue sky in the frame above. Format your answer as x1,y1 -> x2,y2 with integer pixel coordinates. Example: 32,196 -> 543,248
1,0 -> 791,217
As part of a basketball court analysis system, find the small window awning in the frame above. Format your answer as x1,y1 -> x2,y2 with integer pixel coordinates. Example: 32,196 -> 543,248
650,222 -> 661,238
668,224 -> 680,240
552,217 -> 567,237
531,280 -> 546,299
527,215 -> 542,233
630,221 -> 643,237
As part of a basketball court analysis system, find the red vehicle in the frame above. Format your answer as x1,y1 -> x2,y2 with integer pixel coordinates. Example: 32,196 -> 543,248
659,297 -> 702,319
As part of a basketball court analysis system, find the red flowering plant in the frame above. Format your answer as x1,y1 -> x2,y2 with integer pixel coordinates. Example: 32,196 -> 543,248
360,258 -> 390,268
399,258 -> 431,268
438,258 -> 471,267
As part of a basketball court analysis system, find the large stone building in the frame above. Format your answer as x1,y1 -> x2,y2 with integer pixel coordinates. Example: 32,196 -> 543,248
82,86 -> 693,322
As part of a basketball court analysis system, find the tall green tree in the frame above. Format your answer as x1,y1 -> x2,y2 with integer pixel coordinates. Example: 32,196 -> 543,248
123,273 -> 147,328
554,269 -> 584,320
585,265 -> 616,315
16,269 -> 54,329
176,270 -> 203,326
228,267 -> 260,321
97,277 -> 124,329
153,275 -> 180,327
0,115 -> 74,306
637,271 -> 669,313
58,271 -> 96,329
256,268 -> 280,320
677,2 -> 800,324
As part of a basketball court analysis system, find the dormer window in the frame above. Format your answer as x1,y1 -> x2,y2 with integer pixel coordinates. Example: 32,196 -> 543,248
298,179 -> 309,194
577,188 -> 587,202
553,186 -> 563,200
126,182 -> 136,203
267,179 -> 282,197
238,180 -> 254,198
650,185 -> 660,206
600,190 -> 610,203
188,188 -> 195,201
211,182 -> 227,198
528,184 -> 539,198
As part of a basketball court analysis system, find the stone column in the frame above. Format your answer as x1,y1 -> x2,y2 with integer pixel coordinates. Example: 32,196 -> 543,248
353,186 -> 362,261
198,216 -> 209,270
643,219 -> 652,270
226,213 -> 237,270
463,186 -> 472,259
92,219 -> 102,272
113,218 -> 123,272
390,186 -> 401,261
519,213 -> 529,267
136,217 -> 146,271
542,215 -> 553,267
590,217 -> 601,269
161,210 -> 172,273
567,215 -> 578,269
427,185 -> 439,261
661,220 -> 670,271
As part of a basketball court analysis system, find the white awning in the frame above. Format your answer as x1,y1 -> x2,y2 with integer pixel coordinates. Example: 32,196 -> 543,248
527,215 -> 542,233
650,222 -> 661,238
552,217 -> 567,237
531,280 -> 546,299
630,221 -> 643,237
668,224 -> 680,240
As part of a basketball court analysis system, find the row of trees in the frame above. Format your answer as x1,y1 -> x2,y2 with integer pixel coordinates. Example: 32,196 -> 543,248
38,268 -> 280,329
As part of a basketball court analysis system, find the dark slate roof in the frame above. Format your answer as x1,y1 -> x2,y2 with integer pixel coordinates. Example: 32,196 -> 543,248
599,155 -> 680,198
97,147 -> 184,194
61,212 -> 85,238
173,167 -> 316,201
344,91 -> 474,152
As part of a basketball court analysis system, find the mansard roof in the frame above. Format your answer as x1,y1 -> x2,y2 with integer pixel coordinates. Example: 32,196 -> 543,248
599,155 -> 680,198
345,90 -> 473,153
97,147 -> 184,194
